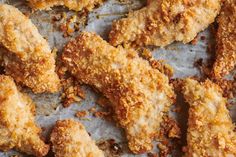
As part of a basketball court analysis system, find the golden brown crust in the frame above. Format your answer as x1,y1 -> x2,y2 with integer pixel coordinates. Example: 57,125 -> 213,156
0,75 -> 49,157
183,78 -> 236,157
109,0 -> 221,47
61,32 -> 175,154
213,0 -> 236,78
28,0 -> 104,11
50,119 -> 104,157
0,4 -> 60,93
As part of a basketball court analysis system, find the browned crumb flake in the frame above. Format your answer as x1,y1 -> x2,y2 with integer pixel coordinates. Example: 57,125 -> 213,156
96,96 -> 112,108
88,107 -> 97,113
190,35 -> 199,45
97,139 -> 123,157
139,48 -> 174,78
75,110 -> 88,118
94,97 -> 113,121
158,142 -> 171,157
51,11 -> 88,38
170,78 -> 185,92
147,152 -> 159,157
157,116 -> 181,157
57,63 -> 85,107
160,116 -> 181,139
150,60 -> 174,78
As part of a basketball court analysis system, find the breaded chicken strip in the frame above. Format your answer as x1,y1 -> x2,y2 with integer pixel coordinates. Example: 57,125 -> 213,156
61,32 -> 175,154
28,0 -> 104,11
0,75 -> 49,156
50,119 -> 104,157
0,4 -> 60,93
213,0 -> 236,78
109,0 -> 221,47
183,78 -> 236,157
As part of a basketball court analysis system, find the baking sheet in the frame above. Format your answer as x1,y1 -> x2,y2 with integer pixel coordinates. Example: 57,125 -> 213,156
0,0 -> 235,156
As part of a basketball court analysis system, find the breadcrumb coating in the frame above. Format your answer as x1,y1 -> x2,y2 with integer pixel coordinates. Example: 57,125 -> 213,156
109,0 -> 221,47
0,4 -> 60,93
28,0 -> 104,11
213,0 -> 236,78
50,119 -> 104,157
61,32 -> 175,154
183,78 -> 236,157
0,75 -> 49,156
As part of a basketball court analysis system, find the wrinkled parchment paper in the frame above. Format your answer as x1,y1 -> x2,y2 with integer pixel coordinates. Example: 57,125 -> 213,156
0,0 -> 235,156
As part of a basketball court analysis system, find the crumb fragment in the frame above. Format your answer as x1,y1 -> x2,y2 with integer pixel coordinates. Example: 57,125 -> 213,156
150,60 -> 174,78
93,111 -> 110,118
190,35 -> 199,45
147,152 -> 158,157
96,96 -> 112,107
88,107 -> 97,113
193,57 -> 213,78
171,105 -> 181,113
97,139 -> 123,157
200,36 -> 206,41
158,141 -> 171,157
75,110 -> 88,118
160,116 -> 181,139
53,11 -> 88,37
170,78 -> 184,92
57,64 -> 85,107
157,116 -> 181,157
139,48 -> 174,78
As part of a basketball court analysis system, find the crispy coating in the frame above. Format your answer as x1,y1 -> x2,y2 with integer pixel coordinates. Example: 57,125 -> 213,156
183,78 -> 236,157
109,0 -> 221,47
213,0 -> 236,78
61,32 -> 175,154
50,119 -> 104,157
0,75 -> 49,156
28,0 -> 104,11
0,4 -> 60,93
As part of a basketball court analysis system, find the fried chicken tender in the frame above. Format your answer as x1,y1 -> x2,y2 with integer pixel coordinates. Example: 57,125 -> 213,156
50,119 -> 104,157
61,32 -> 175,154
28,0 -> 104,11
182,78 -> 236,157
213,0 -> 236,79
0,4 -> 60,93
109,0 -> 221,47
0,75 -> 49,156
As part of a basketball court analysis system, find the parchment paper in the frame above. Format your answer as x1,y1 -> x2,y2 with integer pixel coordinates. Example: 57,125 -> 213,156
0,0 -> 235,157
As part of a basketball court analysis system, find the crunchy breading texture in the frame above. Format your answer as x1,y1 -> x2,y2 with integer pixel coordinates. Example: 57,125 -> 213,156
50,119 -> 104,157
183,78 -> 236,157
0,75 -> 49,157
62,32 -> 175,154
28,0 -> 104,11
213,0 -> 236,78
0,4 -> 60,93
109,0 -> 221,47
